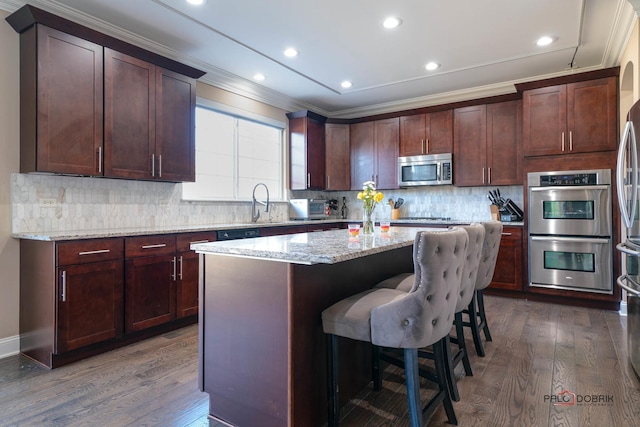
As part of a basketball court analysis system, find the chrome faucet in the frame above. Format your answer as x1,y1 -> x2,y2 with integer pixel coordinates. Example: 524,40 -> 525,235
251,183 -> 270,222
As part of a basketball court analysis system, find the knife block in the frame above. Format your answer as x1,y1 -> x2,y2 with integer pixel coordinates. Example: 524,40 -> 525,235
490,204 -> 500,221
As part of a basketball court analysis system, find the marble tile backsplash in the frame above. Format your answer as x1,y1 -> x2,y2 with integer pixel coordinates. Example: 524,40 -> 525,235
11,173 -> 524,234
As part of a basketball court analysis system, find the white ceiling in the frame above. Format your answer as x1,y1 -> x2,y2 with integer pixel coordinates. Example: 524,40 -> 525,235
1,0 -> 637,118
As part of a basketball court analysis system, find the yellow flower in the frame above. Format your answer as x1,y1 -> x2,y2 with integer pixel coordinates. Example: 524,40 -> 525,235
357,192 -> 364,200
374,192 -> 384,203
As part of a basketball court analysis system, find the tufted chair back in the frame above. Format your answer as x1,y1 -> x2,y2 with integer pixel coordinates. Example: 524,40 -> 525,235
370,228 -> 468,349
475,221 -> 503,291
451,224 -> 485,312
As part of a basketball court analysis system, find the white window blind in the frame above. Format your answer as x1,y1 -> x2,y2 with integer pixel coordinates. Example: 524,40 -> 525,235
182,103 -> 284,201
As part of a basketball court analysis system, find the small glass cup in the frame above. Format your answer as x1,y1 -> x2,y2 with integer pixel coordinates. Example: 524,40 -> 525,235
380,220 -> 391,233
348,223 -> 360,237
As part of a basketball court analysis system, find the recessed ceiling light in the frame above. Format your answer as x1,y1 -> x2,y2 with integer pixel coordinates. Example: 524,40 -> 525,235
186,0 -> 206,5
253,73 -> 266,81
536,36 -> 554,46
382,17 -> 402,29
425,62 -> 440,71
284,48 -> 299,58
341,81 -> 353,89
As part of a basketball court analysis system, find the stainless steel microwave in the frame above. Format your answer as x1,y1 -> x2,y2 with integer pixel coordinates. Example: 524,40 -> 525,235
289,199 -> 330,220
398,153 -> 453,187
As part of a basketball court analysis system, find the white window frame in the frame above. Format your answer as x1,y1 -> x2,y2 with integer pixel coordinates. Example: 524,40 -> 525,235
182,97 -> 286,202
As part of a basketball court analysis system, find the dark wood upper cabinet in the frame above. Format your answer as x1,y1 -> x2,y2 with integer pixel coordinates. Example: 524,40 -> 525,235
453,105 -> 487,186
454,101 -> 521,186
104,49 -> 156,180
104,49 -> 196,182
325,123 -> 351,190
523,77 -> 617,157
400,110 -> 453,156
350,118 -> 399,190
156,68 -> 196,182
19,25 -> 103,176
288,111 -> 327,190
8,5 -> 202,183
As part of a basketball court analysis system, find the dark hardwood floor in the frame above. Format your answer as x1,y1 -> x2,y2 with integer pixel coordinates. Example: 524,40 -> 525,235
1,296 -> 639,426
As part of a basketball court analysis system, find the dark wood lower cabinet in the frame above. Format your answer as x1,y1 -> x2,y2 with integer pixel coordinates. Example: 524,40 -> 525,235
56,260 -> 124,353
125,254 -> 177,333
489,226 -> 523,291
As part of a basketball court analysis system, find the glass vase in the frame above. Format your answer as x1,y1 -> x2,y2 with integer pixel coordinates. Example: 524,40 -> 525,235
363,207 -> 375,234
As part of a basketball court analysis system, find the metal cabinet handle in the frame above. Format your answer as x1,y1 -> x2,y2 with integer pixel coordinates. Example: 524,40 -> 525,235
487,167 -> 491,184
307,173 -> 310,188
78,249 -> 110,256
172,256 -> 177,281
426,138 -> 429,154
501,232 -> 512,236
561,132 -> 565,151
158,155 -> 162,178
569,131 -> 573,151
178,255 -> 183,280
327,175 -> 330,189
61,271 -> 67,302
482,167 -> 485,184
151,154 -> 155,177
97,146 -> 102,174
141,243 -> 167,249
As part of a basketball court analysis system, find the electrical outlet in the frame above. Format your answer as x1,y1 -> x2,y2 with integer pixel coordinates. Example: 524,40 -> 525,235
39,197 -> 57,207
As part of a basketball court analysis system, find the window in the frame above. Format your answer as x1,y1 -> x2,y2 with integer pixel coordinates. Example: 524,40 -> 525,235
182,102 -> 285,201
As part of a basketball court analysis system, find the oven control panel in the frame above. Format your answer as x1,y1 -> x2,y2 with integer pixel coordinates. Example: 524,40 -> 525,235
539,173 -> 598,186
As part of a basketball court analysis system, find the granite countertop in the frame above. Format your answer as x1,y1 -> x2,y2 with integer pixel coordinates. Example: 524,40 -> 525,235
12,218 -> 522,241
191,226 -> 445,265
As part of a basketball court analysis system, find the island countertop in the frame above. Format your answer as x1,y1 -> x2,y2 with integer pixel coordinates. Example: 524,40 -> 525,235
191,226 -> 443,265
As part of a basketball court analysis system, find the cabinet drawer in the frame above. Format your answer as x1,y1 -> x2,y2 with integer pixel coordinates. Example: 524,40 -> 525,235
176,231 -> 217,252
57,238 -> 124,266
500,226 -> 522,241
125,235 -> 176,258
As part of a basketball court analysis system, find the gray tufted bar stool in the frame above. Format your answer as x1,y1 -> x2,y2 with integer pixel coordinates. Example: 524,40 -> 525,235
321,229 -> 468,427
372,224 -> 485,402
463,221 -> 503,357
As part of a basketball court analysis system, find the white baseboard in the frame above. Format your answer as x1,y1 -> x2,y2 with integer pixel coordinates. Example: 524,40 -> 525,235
0,334 -> 20,359
620,300 -> 628,316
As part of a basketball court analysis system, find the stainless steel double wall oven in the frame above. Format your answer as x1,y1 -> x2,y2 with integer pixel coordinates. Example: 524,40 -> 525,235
527,169 -> 613,294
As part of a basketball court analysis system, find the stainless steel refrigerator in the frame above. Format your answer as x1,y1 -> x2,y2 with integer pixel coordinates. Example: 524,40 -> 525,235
616,98 -> 640,377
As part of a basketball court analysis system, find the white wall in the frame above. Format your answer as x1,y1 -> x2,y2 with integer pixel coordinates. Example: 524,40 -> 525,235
0,10 -> 21,356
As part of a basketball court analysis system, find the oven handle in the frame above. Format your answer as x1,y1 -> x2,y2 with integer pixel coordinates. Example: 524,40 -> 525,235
530,235 -> 610,244
617,120 -> 638,230
616,242 -> 640,257
529,185 -> 609,192
617,275 -> 640,296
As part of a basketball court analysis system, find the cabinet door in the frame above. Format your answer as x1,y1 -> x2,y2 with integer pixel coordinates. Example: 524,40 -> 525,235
523,85 -> 567,157
427,110 -> 453,154
350,121 -> 375,189
104,48 -> 156,180
155,67 -> 196,182
325,123 -> 351,190
177,251 -> 199,318
125,255 -> 176,333
489,227 -> 523,291
56,260 -> 124,353
567,77 -> 618,153
453,105 -> 487,186
400,114 -> 427,156
374,118 -> 399,190
33,26 -> 103,176
289,116 -> 326,190
487,100 -> 522,186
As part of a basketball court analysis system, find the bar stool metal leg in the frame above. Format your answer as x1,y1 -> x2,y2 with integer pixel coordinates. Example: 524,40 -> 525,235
477,290 -> 493,342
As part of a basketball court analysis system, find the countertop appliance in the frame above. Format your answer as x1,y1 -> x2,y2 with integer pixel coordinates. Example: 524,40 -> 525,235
398,152 -> 453,187
616,98 -> 640,377
289,199 -> 330,220
527,169 -> 613,294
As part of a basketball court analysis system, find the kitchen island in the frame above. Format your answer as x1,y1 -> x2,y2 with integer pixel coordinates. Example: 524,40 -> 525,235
192,226 -> 441,427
